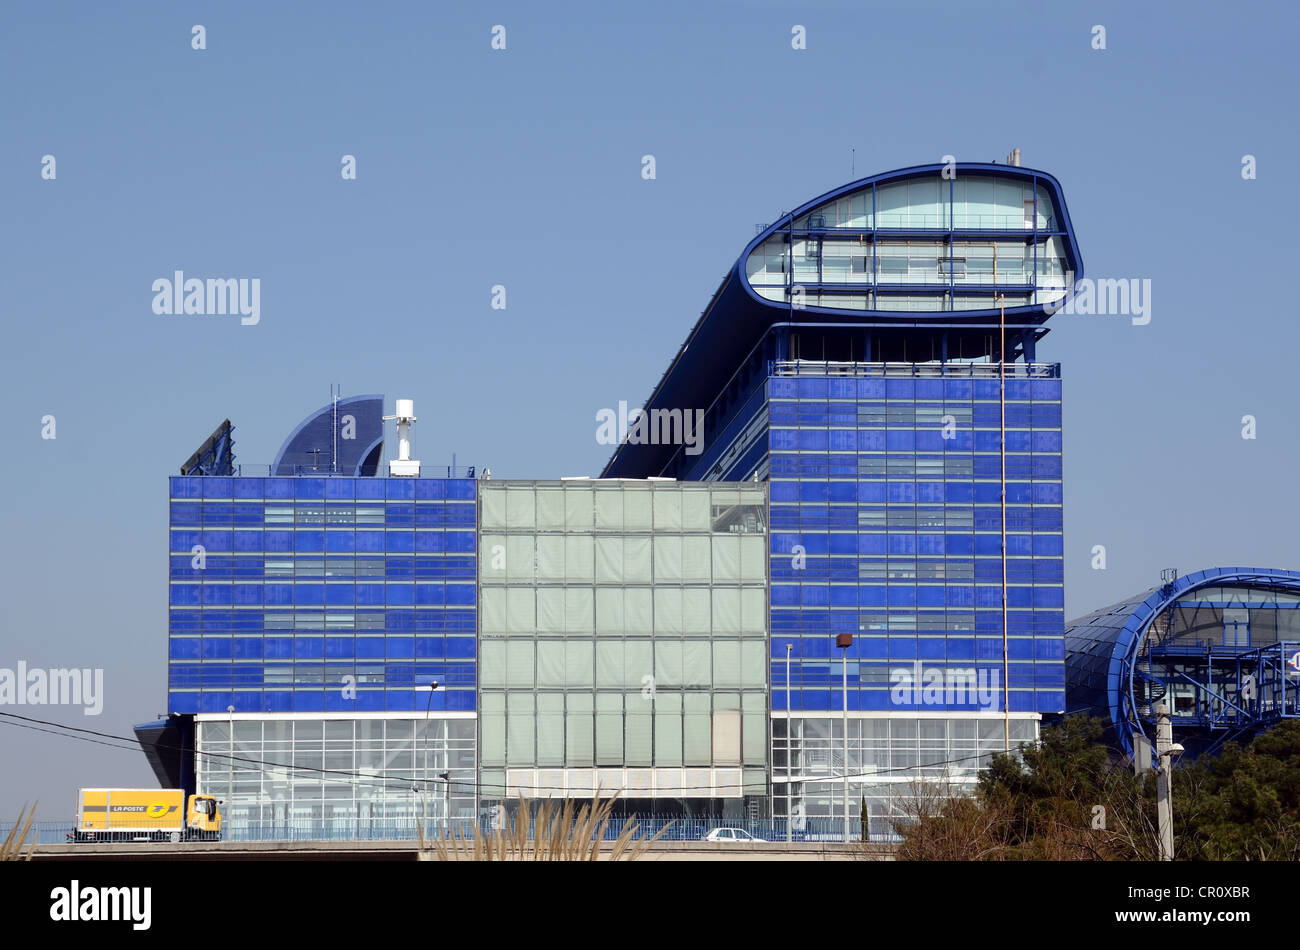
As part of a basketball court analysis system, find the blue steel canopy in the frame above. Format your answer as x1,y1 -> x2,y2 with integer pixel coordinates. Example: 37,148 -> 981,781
1065,567 -> 1300,759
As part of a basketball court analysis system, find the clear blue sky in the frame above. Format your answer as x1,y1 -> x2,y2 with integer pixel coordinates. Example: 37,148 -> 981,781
2,0 -> 1296,814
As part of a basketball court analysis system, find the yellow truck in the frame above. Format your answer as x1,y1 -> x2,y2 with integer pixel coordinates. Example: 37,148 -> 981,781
71,788 -> 222,843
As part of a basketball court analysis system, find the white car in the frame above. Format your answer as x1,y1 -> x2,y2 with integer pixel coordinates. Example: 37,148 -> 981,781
704,828 -> 766,843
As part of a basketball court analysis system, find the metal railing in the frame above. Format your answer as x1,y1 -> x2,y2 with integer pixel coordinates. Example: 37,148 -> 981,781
6,816 -> 888,846
773,360 -> 1061,379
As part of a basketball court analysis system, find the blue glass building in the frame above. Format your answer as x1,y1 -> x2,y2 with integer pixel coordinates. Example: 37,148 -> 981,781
602,161 -> 1082,823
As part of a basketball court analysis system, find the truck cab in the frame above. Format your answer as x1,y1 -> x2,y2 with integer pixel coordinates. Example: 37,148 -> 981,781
186,795 -> 222,840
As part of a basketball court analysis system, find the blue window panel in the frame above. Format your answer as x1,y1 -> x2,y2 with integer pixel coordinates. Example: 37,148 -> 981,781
445,530 -> 476,553
1006,536 -> 1032,556
1033,587 -> 1065,608
294,637 -> 324,659
886,430 -> 915,451
356,584 -> 385,605
264,584 -> 293,605
445,689 -> 476,711
262,638 -> 293,659
294,478 -> 325,499
295,584 -> 325,606
1035,637 -> 1064,660
260,690 -> 292,712
971,484 -> 1000,505
974,535 -> 1002,556
196,691 -> 235,713
1032,535 -> 1063,556
386,479 -> 416,500
354,690 -> 385,711
798,429 -> 829,451
888,638 -> 918,659
885,481 -> 915,503
888,535 -> 916,555
386,610 -> 414,631
915,379 -> 943,399
801,637 -> 831,659
295,531 -> 325,553
232,637 -> 263,659
447,480 -> 475,500
169,638 -> 201,659
385,557 -> 414,579
356,531 -> 384,552
916,535 -> 944,556
325,531 -> 355,553
415,637 -> 445,658
917,638 -> 947,659
799,586 -> 829,606
888,586 -> 917,606
884,378 -> 914,399
770,481 -> 798,502
1035,690 -> 1066,713
415,507 -> 446,528
770,430 -> 798,452
1007,639 -> 1035,660
171,530 -> 202,552
170,585 -> 202,606
801,690 -> 831,711
386,531 -> 415,553
386,506 -> 415,527
796,378 -> 828,399
170,503 -> 202,526
1007,665 -> 1036,688
976,586 -> 1005,608
859,690 -> 891,711
324,478 -> 355,499
386,637 -> 415,658
857,482 -> 886,503
324,691 -> 356,712
945,637 -> 976,660
233,531 -> 263,552
354,478 -> 385,499
200,479 -> 232,499
974,638 -> 1005,659
944,483 -> 974,504
325,585 -> 355,605
201,586 -> 232,606
381,583 -> 412,606
973,380 -> 1000,400
799,481 -> 829,502
858,431 -> 886,452
1030,379 -> 1061,400
943,379 -> 973,399
200,530 -> 232,551
384,689 -> 416,711
1031,483 -> 1063,504
415,532 -> 446,554
232,584 -> 263,606
917,586 -> 946,607
415,479 -> 446,500
1030,431 -> 1062,453
171,477 -> 203,498
167,691 -> 200,713
294,691 -> 326,712
828,429 -> 856,451
829,586 -> 857,607
1035,668 -> 1066,689
915,431 -> 945,451
444,639 -> 475,660
327,634 -> 358,657
264,530 -> 293,552
415,584 -> 446,606
445,584 -> 475,605
1005,380 -> 1031,401
853,378 -> 884,399
357,637 -> 385,658
261,478 -> 292,499
231,478 -> 263,499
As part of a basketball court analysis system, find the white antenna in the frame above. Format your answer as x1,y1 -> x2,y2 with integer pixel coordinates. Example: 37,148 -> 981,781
383,398 -> 420,477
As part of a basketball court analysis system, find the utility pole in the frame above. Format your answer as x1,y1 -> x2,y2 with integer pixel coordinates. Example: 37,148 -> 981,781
1155,703 -> 1181,861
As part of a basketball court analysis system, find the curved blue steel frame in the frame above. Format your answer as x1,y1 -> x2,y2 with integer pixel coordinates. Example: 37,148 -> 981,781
1064,567 -> 1300,759
271,393 -> 385,476
602,163 -> 1083,479
738,162 -> 1084,324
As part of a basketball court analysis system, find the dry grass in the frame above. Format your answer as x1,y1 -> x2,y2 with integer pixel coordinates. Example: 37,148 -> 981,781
419,791 -> 671,861
1,803 -> 38,862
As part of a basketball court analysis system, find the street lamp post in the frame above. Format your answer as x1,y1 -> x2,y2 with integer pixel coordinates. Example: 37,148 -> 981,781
1155,703 -> 1183,861
416,679 -> 443,836
785,642 -> 793,843
835,633 -> 853,842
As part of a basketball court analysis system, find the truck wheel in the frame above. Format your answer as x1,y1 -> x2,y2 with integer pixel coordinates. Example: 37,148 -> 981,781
170,831 -> 180,843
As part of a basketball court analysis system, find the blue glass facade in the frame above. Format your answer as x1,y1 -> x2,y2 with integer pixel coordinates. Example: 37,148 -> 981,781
765,370 -> 1066,715
167,475 -> 477,715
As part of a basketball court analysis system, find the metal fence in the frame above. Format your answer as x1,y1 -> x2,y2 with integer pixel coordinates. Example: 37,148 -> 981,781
6,816 -> 888,846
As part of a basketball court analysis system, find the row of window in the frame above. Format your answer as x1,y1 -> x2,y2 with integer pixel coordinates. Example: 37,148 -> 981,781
168,690 -> 477,714
169,477 -> 477,500
768,378 -> 1060,400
